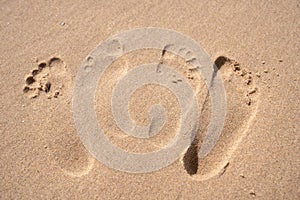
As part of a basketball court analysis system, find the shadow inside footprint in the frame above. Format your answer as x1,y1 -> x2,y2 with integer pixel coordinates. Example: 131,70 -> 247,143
183,139 -> 199,175
182,56 -> 259,180
214,56 -> 230,70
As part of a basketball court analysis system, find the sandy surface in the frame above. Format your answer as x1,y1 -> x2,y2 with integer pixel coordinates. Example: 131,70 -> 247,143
0,0 -> 299,199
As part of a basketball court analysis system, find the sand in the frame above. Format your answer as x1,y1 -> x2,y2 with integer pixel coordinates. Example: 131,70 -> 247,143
0,0 -> 299,199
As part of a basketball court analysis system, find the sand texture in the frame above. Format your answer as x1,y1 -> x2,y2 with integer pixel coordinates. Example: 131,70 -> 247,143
0,0 -> 299,199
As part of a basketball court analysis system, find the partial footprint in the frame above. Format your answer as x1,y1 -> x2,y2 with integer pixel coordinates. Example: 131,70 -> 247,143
23,57 -> 70,99
49,127 -> 95,177
23,56 -> 94,177
182,56 -> 259,180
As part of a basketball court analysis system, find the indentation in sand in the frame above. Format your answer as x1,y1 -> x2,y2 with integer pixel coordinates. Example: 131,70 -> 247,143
51,129 -> 95,177
23,56 -> 94,177
23,57 -> 68,99
182,56 -> 259,181
95,49 -> 207,154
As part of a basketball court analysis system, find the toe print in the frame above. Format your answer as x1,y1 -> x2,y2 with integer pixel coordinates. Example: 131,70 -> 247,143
23,57 -> 68,99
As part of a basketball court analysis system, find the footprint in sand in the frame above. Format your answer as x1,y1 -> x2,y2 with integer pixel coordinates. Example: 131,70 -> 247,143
23,57 -> 69,99
182,56 -> 259,181
91,48 -> 258,175
23,56 -> 94,177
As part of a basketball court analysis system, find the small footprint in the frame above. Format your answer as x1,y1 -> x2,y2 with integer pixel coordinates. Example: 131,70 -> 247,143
182,56 -> 259,180
23,56 -> 94,177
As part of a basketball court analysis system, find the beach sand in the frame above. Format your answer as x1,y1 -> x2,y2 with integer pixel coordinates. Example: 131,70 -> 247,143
0,0 -> 299,199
